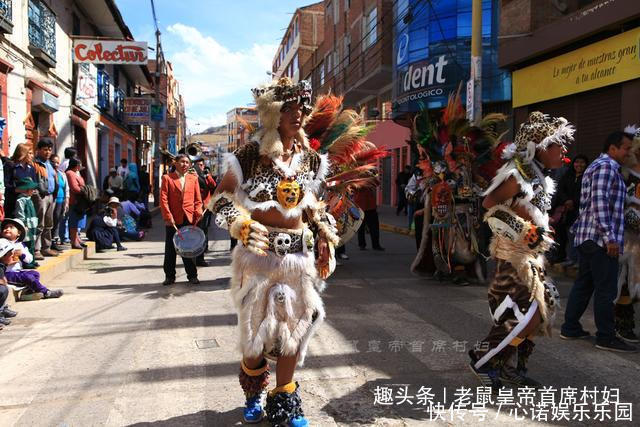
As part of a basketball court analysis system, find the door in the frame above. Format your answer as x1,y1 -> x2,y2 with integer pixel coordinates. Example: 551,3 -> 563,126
99,130 -> 109,188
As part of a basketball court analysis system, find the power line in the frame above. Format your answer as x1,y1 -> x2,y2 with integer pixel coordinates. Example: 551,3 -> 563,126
150,0 -> 160,33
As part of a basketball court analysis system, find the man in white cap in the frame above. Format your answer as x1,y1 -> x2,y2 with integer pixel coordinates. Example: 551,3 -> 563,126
103,167 -> 123,196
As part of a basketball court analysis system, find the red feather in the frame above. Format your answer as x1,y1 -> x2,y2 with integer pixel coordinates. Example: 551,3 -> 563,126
304,95 -> 343,139
352,148 -> 388,165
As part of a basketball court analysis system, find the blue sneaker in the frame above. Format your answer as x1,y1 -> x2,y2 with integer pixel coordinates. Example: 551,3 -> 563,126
243,394 -> 264,424
288,415 -> 309,427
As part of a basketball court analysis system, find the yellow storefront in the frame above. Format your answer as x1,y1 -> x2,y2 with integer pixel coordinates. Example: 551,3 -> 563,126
511,27 -> 640,160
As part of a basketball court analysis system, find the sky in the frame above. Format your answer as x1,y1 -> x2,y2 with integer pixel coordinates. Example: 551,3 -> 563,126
115,0 -> 307,133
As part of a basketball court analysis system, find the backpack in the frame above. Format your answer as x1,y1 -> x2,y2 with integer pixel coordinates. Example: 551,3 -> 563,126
74,185 -> 99,214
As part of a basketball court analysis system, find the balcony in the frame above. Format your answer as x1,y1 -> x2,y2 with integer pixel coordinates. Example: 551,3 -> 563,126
342,35 -> 393,106
0,0 -> 13,34
28,0 -> 56,68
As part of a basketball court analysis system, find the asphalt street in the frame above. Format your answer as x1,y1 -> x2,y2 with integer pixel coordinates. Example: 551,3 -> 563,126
0,220 -> 638,426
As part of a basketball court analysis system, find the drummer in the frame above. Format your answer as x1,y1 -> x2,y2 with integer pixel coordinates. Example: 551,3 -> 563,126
160,154 -> 203,285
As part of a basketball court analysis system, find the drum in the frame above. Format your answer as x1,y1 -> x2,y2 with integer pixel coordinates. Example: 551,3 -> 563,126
326,191 -> 364,246
173,225 -> 206,258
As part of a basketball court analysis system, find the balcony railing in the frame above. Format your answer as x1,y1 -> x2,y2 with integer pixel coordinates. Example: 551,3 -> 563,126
0,0 -> 13,33
28,0 -> 56,67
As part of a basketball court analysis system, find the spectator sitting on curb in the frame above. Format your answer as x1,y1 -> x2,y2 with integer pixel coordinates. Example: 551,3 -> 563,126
1,220 -> 63,300
107,197 -> 143,241
87,195 -> 127,253
13,177 -> 39,269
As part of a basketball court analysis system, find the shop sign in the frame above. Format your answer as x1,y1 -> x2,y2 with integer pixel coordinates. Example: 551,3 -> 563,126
150,104 -> 164,122
73,38 -> 148,65
75,64 -> 97,110
395,55 -> 452,107
124,98 -> 151,125
166,117 -> 177,133
513,27 -> 640,107
168,134 -> 177,155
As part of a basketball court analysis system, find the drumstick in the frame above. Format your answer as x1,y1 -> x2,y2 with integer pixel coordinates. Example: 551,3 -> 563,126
173,224 -> 185,240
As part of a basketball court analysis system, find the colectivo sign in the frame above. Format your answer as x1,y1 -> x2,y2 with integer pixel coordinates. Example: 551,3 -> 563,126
513,27 -> 640,107
73,39 -> 148,65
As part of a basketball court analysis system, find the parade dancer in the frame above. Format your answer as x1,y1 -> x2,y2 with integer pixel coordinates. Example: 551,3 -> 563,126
469,111 -> 574,391
209,78 -> 339,426
616,126 -> 640,343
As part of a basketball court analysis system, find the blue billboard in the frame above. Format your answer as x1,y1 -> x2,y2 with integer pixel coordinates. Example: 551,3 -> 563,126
392,0 -> 511,117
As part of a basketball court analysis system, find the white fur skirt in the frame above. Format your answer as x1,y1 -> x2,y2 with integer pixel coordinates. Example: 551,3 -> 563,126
230,245 -> 326,366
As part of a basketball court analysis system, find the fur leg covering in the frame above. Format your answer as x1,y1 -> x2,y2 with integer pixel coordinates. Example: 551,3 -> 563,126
615,303 -> 635,334
239,360 -> 270,398
266,381 -> 305,426
516,339 -> 535,374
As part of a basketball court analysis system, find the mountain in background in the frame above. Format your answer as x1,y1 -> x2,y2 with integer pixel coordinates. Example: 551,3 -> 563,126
197,125 -> 226,135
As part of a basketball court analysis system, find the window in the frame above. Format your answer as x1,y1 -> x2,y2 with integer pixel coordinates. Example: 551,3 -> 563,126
97,68 -> 110,110
292,53 -> 298,76
28,0 -> 56,61
319,62 -> 324,86
325,52 -> 332,75
326,1 -> 332,24
0,0 -> 12,30
114,88 -> 125,121
344,0 -> 350,10
332,50 -> 339,76
333,0 -> 339,23
294,17 -> 299,37
363,7 -> 377,50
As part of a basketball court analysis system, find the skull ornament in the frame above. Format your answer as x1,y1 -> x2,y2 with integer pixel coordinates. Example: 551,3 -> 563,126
277,179 -> 301,209
274,232 -> 292,256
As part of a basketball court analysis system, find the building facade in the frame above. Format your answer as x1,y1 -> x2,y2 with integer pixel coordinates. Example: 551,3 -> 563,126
272,2 -> 324,83
500,0 -> 640,161
226,107 -> 258,152
0,0 -> 152,188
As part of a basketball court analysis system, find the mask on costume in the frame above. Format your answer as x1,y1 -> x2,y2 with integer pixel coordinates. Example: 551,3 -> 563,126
431,181 -> 453,220
277,179 -> 301,209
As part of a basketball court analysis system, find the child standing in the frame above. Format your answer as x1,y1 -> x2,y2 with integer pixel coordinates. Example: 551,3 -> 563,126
13,177 -> 39,268
1,218 -> 63,300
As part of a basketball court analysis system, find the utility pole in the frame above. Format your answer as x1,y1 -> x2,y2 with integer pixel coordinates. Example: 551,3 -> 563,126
151,0 -> 163,205
469,0 -> 482,124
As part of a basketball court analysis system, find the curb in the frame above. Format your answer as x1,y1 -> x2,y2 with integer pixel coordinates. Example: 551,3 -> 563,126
8,242 -> 96,304
380,222 -> 414,236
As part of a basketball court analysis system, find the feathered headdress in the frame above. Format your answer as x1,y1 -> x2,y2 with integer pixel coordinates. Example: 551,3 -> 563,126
251,77 -> 312,158
503,111 -> 575,164
412,88 -> 508,186
304,95 -> 387,193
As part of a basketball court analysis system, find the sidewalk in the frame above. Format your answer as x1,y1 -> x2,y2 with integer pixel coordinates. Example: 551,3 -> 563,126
7,242 -> 96,304
378,205 -> 414,236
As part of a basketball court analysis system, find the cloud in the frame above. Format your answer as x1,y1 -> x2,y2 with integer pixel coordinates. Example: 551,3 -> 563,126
166,23 -> 276,122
